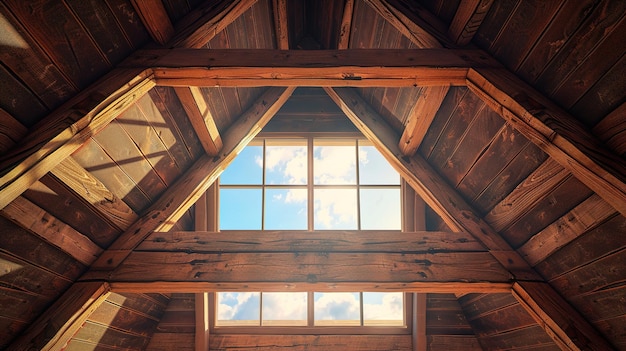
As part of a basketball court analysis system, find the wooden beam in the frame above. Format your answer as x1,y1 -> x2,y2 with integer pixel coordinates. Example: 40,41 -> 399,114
130,0 -> 174,45
325,87 -> 615,351
174,87 -> 223,156
111,251 -> 511,283
138,230 -> 485,252
49,157 -> 138,231
210,335 -> 412,351
120,48 -> 498,87
399,85 -> 449,156
338,0 -> 355,49
195,291 -> 210,351
513,281 -> 615,351
467,68 -> 626,217
0,69 -> 154,210
272,0 -> 289,49
448,0 -> 494,45
169,0 -> 258,48
84,87 -> 295,272
364,0 -> 441,48
414,293 -> 427,351
110,281 -> 513,294
7,282 -> 110,351
1,196 -> 103,266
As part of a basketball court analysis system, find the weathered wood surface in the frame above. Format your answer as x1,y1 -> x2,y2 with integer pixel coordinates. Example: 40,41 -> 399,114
1,196 -> 102,266
112,251 -> 511,283
0,69 -> 154,210
210,335 -> 412,351
110,281 -> 512,294
174,86 -> 223,156
513,281 -> 616,351
168,0 -> 258,48
468,68 -> 626,217
338,0 -> 355,49
272,0 -> 289,49
139,230 -> 485,252
448,0 -> 494,45
6,282 -> 110,351
49,157 -> 138,231
130,0 -> 174,45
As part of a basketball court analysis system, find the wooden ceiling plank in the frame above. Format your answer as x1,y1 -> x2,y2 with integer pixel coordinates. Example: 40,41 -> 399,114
324,87 -> 616,351
111,281 -> 512,294
364,0 -> 441,48
174,87 -> 223,156
0,68 -> 154,211
593,101 -> 626,155
519,194 -> 617,267
49,157 -> 139,231
272,0 -> 289,49
130,0 -> 174,45
467,68 -> 626,218
84,86 -> 295,272
399,85 -> 450,156
169,0 -> 258,48
0,108 -> 28,153
338,0 -> 355,49
513,281 -> 616,351
6,282 -> 111,351
1,196 -> 103,266
448,0 -> 494,45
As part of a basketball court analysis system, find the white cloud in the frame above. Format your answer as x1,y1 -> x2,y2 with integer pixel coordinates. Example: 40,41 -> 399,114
314,293 -> 360,321
265,146 -> 307,185
314,145 -> 356,184
363,293 -> 403,323
314,189 -> 357,229
262,292 -> 307,322
217,292 -> 260,321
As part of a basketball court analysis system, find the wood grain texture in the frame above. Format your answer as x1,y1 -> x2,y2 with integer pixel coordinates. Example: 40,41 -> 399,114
210,335 -> 412,351
0,69 -> 154,210
130,0 -> 174,45
174,86 -> 223,156
448,0 -> 494,45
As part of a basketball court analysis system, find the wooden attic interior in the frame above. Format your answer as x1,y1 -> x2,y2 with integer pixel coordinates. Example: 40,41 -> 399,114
0,0 -> 625,350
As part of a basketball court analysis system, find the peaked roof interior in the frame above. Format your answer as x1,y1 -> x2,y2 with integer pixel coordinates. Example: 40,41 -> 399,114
0,0 -> 625,350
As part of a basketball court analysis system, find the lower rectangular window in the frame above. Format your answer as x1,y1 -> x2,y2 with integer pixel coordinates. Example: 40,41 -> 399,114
212,291 -> 411,334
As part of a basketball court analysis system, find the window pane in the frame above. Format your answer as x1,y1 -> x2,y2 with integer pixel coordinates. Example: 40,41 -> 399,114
219,189 -> 262,229
359,188 -> 401,230
262,292 -> 308,326
314,139 -> 356,185
363,292 -> 404,326
358,143 -> 400,185
314,292 -> 360,326
265,139 -> 308,185
220,144 -> 263,185
314,189 -> 357,229
216,292 -> 260,326
265,189 -> 307,230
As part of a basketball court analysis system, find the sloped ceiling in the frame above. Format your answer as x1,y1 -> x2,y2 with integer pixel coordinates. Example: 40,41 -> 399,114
0,0 -> 625,350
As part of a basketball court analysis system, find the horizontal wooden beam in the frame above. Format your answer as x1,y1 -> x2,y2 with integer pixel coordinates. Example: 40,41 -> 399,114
0,69 -> 154,210
120,48 -> 498,87
110,250 -> 511,284
209,335 -> 412,351
139,230 -> 486,252
467,68 -> 626,218
110,281 -> 513,294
